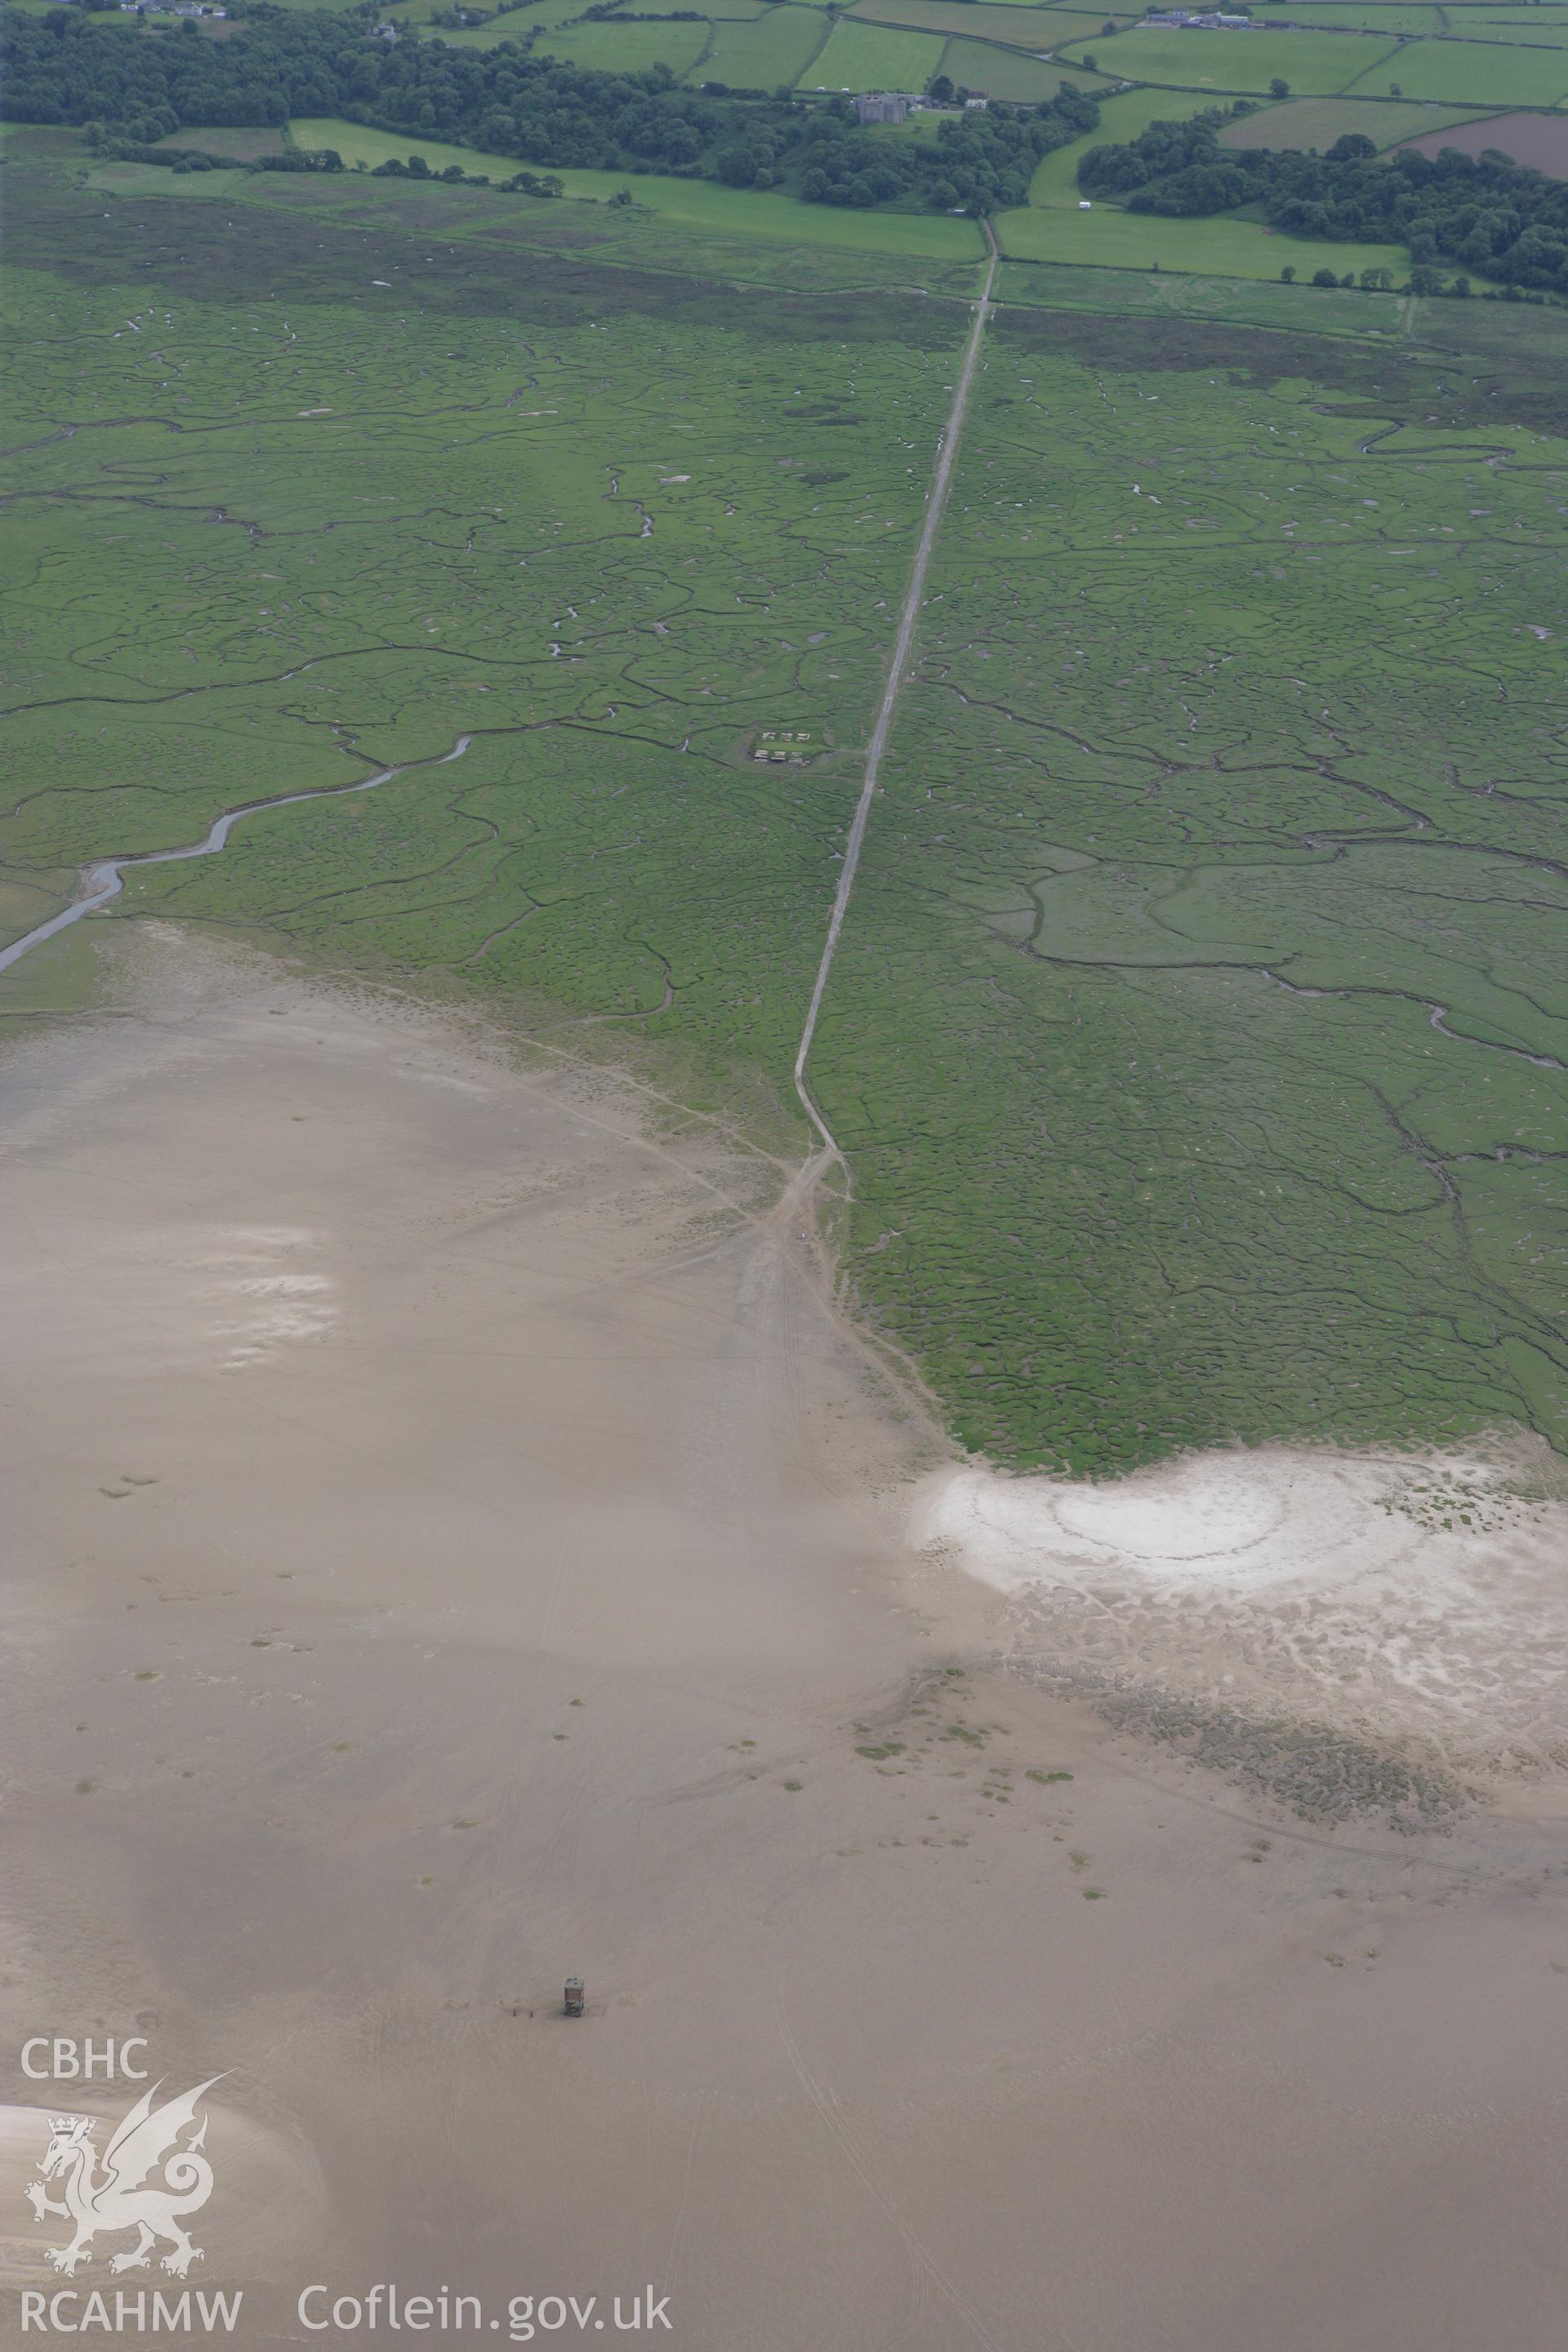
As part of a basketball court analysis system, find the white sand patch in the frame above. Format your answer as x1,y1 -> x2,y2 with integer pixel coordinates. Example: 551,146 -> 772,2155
916,1450 -> 1518,1598
915,1449 -> 1568,1758
197,1227 -> 340,1370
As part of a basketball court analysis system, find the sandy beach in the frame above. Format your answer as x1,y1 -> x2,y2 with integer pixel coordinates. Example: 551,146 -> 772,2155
2,928 -> 1567,2351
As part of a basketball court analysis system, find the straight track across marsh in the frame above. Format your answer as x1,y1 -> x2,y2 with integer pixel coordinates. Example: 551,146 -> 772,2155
791,231 -> 999,1183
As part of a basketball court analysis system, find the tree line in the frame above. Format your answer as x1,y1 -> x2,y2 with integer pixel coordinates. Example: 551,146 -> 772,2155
0,3 -> 1098,214
1077,109 -> 1568,295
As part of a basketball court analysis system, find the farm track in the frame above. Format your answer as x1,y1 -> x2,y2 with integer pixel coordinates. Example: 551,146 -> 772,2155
791,225 -> 999,1195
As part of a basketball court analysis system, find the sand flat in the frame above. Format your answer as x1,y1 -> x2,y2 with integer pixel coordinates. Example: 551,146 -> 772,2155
918,1448 -> 1568,1771
2,932 -> 1567,2350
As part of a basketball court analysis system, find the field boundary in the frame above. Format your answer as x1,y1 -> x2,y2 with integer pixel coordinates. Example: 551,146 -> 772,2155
794,8 -> 840,85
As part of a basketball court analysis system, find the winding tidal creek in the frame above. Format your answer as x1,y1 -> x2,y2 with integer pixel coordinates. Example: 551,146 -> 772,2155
0,735 -> 472,978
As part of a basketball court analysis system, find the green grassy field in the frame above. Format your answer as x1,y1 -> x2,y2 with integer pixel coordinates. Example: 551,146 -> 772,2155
385,0 -> 1123,87
421,17 -> 577,47
1459,12 -> 1568,38
1217,95 -> 1500,149
5,127 -> 1567,1476
290,119 -> 987,254
845,0 -> 1128,45
15,0 -> 136,17
695,2 -> 827,85
419,0 -> 754,42
155,122 -> 291,161
1027,85 -> 1228,204
996,198 -> 1408,278
291,118 -> 543,176
1060,24 -> 1402,91
531,15 -> 712,70
1347,36 -> 1568,99
799,16 -> 947,84
938,37 -> 1091,94
1269,3 -> 1447,31
11,0 -> 135,15
383,0 -> 587,29
994,249 -> 1410,324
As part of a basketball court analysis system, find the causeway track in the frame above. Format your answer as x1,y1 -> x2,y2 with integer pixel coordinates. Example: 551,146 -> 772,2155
4,219 -> 1000,1238
790,225 -> 999,1195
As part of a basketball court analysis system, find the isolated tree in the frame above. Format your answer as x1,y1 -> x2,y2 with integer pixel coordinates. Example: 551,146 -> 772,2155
1269,77 -> 1289,98
1312,265 -> 1337,283
929,72 -> 954,102
1279,262 -> 1295,280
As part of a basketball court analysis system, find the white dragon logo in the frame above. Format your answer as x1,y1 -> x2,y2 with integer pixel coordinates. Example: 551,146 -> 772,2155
24,2078 -> 221,2278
